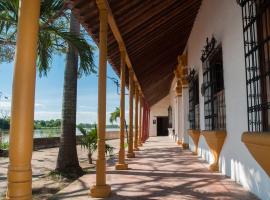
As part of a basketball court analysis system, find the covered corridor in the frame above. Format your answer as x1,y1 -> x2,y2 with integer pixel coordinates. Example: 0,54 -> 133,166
2,0 -> 270,199
54,137 -> 257,200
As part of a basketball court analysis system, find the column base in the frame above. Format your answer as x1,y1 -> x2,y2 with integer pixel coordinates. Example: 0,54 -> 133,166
6,193 -> 32,200
134,147 -> 140,151
115,163 -> 128,170
6,168 -> 32,200
90,184 -> 111,198
127,152 -> 135,158
177,140 -> 182,145
182,143 -> 189,149
209,163 -> 219,172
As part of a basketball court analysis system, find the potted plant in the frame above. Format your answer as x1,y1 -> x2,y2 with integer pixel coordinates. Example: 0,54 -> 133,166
78,125 -> 114,164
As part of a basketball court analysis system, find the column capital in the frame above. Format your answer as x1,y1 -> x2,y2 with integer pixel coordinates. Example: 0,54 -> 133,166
174,68 -> 181,79
177,53 -> 187,67
175,80 -> 182,96
96,0 -> 108,11
175,52 -> 189,88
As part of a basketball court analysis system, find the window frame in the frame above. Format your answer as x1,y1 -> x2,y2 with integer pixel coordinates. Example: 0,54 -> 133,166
202,40 -> 226,131
188,70 -> 200,130
239,0 -> 270,132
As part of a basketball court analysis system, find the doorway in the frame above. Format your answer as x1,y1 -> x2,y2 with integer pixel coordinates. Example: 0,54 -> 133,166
156,117 -> 169,136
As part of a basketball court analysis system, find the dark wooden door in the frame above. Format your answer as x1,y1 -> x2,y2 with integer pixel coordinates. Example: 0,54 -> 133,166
157,117 -> 169,136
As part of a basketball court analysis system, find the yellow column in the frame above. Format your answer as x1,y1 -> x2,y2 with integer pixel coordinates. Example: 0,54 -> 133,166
138,95 -> 143,147
115,46 -> 128,170
134,86 -> 140,151
127,70 -> 135,158
6,0 -> 40,199
90,2 -> 111,197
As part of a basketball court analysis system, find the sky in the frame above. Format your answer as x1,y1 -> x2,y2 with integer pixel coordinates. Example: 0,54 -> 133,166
0,38 -> 129,125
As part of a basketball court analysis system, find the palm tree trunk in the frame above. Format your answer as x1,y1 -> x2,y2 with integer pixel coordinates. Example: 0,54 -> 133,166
125,119 -> 128,144
88,152 -> 93,164
56,13 -> 83,177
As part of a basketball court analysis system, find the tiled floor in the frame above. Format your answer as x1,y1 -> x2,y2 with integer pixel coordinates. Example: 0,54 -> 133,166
54,137 -> 258,200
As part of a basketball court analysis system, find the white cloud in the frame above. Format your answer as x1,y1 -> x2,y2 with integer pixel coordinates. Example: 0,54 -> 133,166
0,100 -> 44,113
0,99 -> 126,125
34,110 -> 119,124
0,101 -> 11,109
34,111 -> 61,120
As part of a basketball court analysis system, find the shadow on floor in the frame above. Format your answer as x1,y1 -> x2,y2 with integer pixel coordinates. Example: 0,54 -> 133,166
53,137 -> 259,200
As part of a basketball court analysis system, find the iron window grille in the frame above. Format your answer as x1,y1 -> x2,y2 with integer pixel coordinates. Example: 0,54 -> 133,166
201,37 -> 226,131
239,0 -> 270,132
188,69 -> 200,130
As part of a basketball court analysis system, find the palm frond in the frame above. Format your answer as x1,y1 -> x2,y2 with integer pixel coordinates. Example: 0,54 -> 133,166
79,126 -> 114,156
40,0 -> 67,28
110,107 -> 120,124
0,0 -> 19,21
0,0 -> 96,78
37,31 -> 54,77
45,26 -> 96,76
0,0 -> 18,34
77,125 -> 88,136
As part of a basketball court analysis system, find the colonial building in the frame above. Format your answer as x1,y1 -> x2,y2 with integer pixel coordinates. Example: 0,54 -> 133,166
5,0 -> 270,199
150,1 -> 270,199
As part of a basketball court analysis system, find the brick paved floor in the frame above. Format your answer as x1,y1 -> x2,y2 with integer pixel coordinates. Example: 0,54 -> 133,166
54,136 -> 258,200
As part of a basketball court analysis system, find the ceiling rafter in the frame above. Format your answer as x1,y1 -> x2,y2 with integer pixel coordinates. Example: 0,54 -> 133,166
96,0 -> 144,96
68,0 -> 202,105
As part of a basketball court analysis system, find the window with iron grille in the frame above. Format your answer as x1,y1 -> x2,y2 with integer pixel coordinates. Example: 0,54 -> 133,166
188,70 -> 200,130
202,40 -> 226,131
239,0 -> 270,132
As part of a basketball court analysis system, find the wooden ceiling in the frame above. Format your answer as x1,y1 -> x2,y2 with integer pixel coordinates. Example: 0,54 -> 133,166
68,0 -> 202,106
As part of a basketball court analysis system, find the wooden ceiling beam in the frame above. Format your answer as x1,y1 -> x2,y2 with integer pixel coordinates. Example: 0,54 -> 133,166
109,0 -> 142,18
69,0 -> 202,105
129,23 -> 191,61
96,0 -> 144,97
117,0 -> 175,35
124,2 -> 200,50
133,32 -> 187,70
139,63 -> 174,88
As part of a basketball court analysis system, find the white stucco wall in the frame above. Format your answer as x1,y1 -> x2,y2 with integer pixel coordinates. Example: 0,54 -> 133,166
149,95 -> 170,137
184,0 -> 270,199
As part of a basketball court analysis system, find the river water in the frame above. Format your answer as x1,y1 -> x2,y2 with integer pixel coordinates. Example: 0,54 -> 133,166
0,128 -> 119,143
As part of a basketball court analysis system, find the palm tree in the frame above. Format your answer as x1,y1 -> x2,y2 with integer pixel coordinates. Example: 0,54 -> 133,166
78,125 -> 114,164
55,13 -> 92,176
110,107 -> 128,143
0,0 -> 96,177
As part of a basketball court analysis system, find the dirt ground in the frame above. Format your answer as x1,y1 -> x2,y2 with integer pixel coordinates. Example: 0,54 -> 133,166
0,139 -> 120,200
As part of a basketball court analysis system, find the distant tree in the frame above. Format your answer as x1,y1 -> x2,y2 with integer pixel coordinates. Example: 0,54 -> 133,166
110,107 -> 120,124
110,107 -> 128,143
0,117 -> 10,130
40,120 -> 46,127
